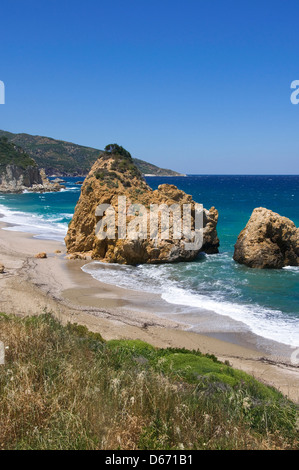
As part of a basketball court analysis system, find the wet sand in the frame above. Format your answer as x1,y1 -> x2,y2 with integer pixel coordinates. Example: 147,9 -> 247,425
0,219 -> 298,402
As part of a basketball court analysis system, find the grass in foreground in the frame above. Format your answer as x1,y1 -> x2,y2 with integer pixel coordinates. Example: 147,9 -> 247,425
0,313 -> 297,450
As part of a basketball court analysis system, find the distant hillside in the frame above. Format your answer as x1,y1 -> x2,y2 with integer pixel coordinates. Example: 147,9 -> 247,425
133,158 -> 185,176
0,130 -> 100,176
0,130 -> 185,177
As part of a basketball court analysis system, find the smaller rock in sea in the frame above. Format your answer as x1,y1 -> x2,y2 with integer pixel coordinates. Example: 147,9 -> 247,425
233,207 -> 299,269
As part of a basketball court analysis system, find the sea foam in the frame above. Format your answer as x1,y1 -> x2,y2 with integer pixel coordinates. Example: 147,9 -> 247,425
82,261 -> 299,348
0,204 -> 68,242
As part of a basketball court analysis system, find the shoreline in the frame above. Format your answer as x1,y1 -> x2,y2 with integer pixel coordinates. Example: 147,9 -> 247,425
0,219 -> 298,402
79,262 -> 295,359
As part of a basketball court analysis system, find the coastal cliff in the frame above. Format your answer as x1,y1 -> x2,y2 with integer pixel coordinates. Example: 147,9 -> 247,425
234,207 -> 299,269
65,145 -> 219,264
0,138 -> 62,193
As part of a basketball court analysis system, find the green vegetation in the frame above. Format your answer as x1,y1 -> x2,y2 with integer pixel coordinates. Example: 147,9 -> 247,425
0,131 -> 101,175
85,183 -> 93,194
93,146 -> 144,187
105,144 -> 143,179
0,313 -> 297,450
0,137 -> 36,173
107,340 -> 287,400
104,143 -> 133,160
0,130 -> 184,176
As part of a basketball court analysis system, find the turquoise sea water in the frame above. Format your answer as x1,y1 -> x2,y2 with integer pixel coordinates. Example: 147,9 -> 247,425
0,175 -> 298,347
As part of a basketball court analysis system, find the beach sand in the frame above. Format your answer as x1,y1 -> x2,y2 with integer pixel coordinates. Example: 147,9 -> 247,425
0,219 -> 298,403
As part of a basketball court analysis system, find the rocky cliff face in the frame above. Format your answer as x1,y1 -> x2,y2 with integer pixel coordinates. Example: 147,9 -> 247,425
65,146 -> 219,264
233,207 -> 299,269
0,165 -> 62,193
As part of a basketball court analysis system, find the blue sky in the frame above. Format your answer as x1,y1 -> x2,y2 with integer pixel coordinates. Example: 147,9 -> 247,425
0,0 -> 298,174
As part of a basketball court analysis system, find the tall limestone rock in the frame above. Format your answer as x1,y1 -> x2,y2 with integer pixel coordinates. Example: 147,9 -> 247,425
234,207 -> 299,269
65,145 -> 219,264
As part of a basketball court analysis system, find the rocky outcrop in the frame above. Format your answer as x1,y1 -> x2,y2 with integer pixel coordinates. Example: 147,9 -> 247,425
65,145 -> 219,265
0,166 -> 62,193
0,137 -> 63,193
52,177 -> 66,184
0,164 -> 41,192
233,207 -> 299,269
39,169 -> 63,192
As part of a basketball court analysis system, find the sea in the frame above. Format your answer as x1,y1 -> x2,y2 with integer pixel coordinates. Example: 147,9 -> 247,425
0,175 -> 298,349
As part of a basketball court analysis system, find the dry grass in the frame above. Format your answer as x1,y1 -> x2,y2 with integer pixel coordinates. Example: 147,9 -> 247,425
0,313 -> 297,450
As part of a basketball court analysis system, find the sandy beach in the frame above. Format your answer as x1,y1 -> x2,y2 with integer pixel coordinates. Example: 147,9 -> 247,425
0,219 -> 298,403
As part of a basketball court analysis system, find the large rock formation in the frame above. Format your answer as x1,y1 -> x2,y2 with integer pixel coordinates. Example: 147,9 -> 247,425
65,145 -> 219,265
234,207 -> 299,269
0,137 -> 62,193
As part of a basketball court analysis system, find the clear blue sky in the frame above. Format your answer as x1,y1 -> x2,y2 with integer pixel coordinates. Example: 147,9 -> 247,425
0,0 -> 298,174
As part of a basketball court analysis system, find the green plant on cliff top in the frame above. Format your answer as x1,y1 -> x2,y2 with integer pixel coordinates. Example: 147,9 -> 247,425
104,143 -> 132,160
103,144 -> 143,180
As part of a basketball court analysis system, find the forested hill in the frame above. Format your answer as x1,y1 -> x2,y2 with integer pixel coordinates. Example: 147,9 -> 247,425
0,137 -> 36,172
0,130 -> 185,177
